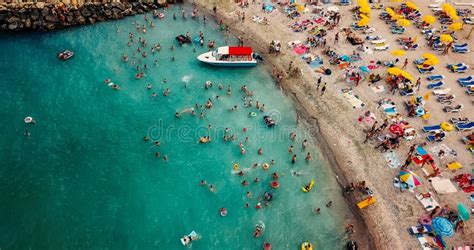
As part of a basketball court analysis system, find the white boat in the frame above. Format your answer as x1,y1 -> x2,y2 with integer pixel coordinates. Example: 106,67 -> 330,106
197,46 -> 257,67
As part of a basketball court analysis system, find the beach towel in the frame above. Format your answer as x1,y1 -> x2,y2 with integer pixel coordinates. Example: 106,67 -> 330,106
416,146 -> 428,156
429,144 -> 456,159
384,151 -> 401,169
415,192 -> 439,211
430,177 -> 457,194
309,60 -> 322,68
371,85 -> 385,93
342,92 -> 365,108
417,236 -> 436,250
293,46 -> 307,55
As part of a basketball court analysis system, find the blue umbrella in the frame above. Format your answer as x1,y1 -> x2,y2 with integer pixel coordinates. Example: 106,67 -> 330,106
432,217 -> 454,237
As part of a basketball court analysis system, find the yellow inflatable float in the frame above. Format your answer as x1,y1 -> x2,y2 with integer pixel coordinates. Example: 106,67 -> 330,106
357,196 -> 376,209
301,179 -> 315,193
301,242 -> 313,250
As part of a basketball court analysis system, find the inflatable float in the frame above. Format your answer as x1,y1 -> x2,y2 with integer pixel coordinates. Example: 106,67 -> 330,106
24,117 -> 34,124
270,181 -> 279,189
357,196 -> 376,209
263,242 -> 272,250
301,179 -> 315,192
220,208 -> 227,217
180,231 -> 199,246
253,222 -> 265,238
301,242 -> 313,250
199,137 -> 209,143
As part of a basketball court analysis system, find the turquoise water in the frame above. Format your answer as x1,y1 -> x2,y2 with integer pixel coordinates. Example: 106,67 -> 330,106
0,5 -> 351,249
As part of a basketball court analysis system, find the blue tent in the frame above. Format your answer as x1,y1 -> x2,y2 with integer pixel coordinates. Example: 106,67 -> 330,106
432,217 -> 454,237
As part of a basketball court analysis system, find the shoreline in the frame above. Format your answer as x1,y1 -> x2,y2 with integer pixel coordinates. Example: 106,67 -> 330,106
195,2 -> 378,249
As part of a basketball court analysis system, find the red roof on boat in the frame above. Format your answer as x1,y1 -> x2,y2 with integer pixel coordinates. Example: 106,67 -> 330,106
229,46 -> 253,55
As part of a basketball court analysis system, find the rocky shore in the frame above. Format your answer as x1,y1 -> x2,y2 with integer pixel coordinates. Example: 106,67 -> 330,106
0,1 -> 165,31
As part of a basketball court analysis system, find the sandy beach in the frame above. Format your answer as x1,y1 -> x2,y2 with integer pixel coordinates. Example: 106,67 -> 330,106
196,0 -> 473,248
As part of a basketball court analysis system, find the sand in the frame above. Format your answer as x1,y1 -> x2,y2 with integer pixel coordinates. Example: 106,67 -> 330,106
195,0 -> 473,249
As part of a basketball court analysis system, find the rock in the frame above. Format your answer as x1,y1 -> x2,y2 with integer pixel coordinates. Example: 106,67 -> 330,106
88,17 -> 95,24
36,2 -> 45,9
7,16 -> 20,23
104,9 -> 111,17
31,9 -> 39,20
66,14 -> 73,23
80,8 -> 91,17
44,14 -> 58,23
25,18 -> 31,28
77,15 -> 86,24
137,9 -> 144,14
41,7 -> 49,17
8,22 -> 18,30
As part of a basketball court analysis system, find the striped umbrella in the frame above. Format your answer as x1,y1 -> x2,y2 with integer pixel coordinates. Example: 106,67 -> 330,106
399,170 -> 422,188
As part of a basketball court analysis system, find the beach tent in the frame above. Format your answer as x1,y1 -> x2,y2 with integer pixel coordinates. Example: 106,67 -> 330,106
432,217 -> 454,237
423,15 -> 436,25
449,22 -> 463,31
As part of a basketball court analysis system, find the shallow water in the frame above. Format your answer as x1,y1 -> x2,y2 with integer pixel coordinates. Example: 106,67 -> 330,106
0,5 -> 351,249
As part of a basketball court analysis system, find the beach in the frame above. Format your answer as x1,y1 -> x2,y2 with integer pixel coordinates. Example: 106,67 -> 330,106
195,0 -> 474,249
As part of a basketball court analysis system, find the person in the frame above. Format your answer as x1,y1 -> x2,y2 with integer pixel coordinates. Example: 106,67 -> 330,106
209,185 -> 216,192
346,224 -> 354,234
143,136 -> 149,141
320,83 -> 327,96
258,148 -> 263,155
302,139 -> 308,150
288,145 -> 294,153
326,201 -> 332,207
402,58 -> 408,69
291,154 -> 297,164
305,152 -> 313,161
199,180 -> 207,186
246,191 -> 252,198
416,77 -> 421,91
314,208 -> 321,214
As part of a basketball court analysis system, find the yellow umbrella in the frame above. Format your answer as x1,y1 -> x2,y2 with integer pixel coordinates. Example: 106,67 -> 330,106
423,15 -> 436,24
405,2 -> 419,10
392,14 -> 404,20
442,3 -> 454,12
387,67 -> 402,75
391,50 -> 405,56
449,22 -> 463,31
397,18 -> 410,27
359,5 -> 371,14
424,57 -> 439,66
440,34 -> 453,44
297,5 -> 305,12
358,18 -> 370,26
423,53 -> 438,61
385,7 -> 395,17
447,9 -> 460,21
360,14 -> 370,20
401,71 -> 414,83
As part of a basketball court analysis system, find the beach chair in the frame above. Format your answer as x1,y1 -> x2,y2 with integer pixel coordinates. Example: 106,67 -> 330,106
370,39 -> 386,44
457,76 -> 473,83
443,104 -> 463,113
454,43 -> 468,48
432,88 -> 451,96
423,125 -> 441,132
418,66 -> 435,74
449,117 -> 470,124
455,122 -> 474,131
453,47 -> 470,53
427,81 -> 444,89
374,44 -> 389,51
365,35 -> 382,41
400,88 -> 415,96
448,63 -> 469,73
404,44 -> 419,50
427,75 -> 444,81
459,80 -> 474,87
467,87 -> 474,95
427,132 -> 446,142
409,225 -> 433,235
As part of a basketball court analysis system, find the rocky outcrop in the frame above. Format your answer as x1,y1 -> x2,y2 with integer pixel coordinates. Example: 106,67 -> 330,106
0,1 -> 166,31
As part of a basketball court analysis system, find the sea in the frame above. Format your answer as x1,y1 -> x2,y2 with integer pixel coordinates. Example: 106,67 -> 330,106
0,4 -> 351,249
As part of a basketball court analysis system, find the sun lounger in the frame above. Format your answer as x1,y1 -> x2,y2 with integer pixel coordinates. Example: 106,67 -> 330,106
458,76 -> 473,83
453,48 -> 470,53
370,39 -> 386,44
444,104 -> 463,113
365,35 -> 382,40
409,225 -> 433,235
426,75 -> 444,81
454,43 -> 468,48
417,236 -> 436,250
459,81 -> 474,87
427,81 -> 444,89
404,44 -> 419,50
418,66 -> 435,74
374,45 -> 389,51
432,88 -> 451,96
456,122 -> 474,131
415,192 -> 439,211
427,132 -> 446,142
467,87 -> 474,95
423,125 -> 441,132
400,89 -> 415,96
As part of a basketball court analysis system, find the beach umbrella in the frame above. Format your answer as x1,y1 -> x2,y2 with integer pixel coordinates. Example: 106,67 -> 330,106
423,15 -> 436,24
360,14 -> 370,20
397,18 -> 410,27
391,14 -> 404,21
385,7 -> 395,17
440,34 -> 453,44
387,67 -> 402,75
399,170 -> 422,188
423,53 -> 439,66
449,22 -> 463,31
447,10 -> 459,21
405,2 -> 419,10
457,203 -> 470,221
297,5 -> 305,12
442,3 -> 454,13
400,71 -> 414,83
432,217 -> 454,237
358,18 -> 370,26
359,5 -> 371,14
391,50 -> 405,56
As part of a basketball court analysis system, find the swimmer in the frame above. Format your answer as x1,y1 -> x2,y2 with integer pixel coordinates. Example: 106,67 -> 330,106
245,137 -> 249,142
260,104 -> 265,112
146,84 -> 152,89
227,85 -> 232,95
163,78 -> 167,83
218,84 -> 223,90
272,172 -> 279,180
112,84 -> 120,90
173,13 -> 176,20
199,180 -> 207,186
240,148 -> 246,154
242,127 -> 248,133
152,92 -> 157,97
170,45 -> 174,50
191,110 -> 196,116
271,159 -> 275,165
154,59 -> 158,65
155,152 -> 161,157
230,135 -> 235,141
241,180 -> 249,186
291,155 -> 297,164
302,139 -> 308,150
258,148 -> 263,155
314,208 -> 321,214
154,141 -> 160,146
209,185 -> 216,192
288,145 -> 294,153
292,171 -> 302,176
163,155 -> 168,161
24,131 -> 30,136
245,203 -> 249,208
252,163 -> 258,168
254,177 -> 259,182
305,152 -> 313,161
175,112 -> 180,119
199,112 -> 204,118
163,88 -> 170,96
326,201 -> 333,207
143,136 -> 149,141
171,57 -> 175,62
246,191 -> 252,198
238,171 -> 244,176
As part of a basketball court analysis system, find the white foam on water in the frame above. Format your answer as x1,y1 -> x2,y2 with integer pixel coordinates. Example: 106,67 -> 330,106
182,75 -> 192,83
